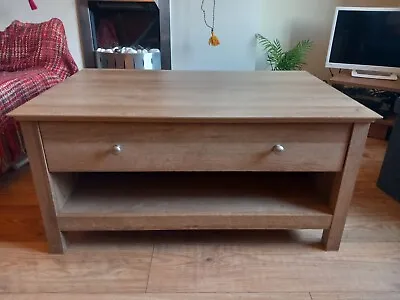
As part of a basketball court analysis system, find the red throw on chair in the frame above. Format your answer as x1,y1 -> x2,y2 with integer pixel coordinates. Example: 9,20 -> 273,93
0,18 -> 78,174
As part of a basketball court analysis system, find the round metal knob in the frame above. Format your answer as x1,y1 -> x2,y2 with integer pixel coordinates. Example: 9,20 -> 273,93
272,144 -> 285,153
112,144 -> 122,155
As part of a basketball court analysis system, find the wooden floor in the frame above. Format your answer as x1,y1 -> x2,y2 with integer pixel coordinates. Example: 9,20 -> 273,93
1,139 -> 400,300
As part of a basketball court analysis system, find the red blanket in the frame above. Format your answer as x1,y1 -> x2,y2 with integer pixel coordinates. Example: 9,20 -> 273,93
0,18 -> 78,173
0,18 -> 78,81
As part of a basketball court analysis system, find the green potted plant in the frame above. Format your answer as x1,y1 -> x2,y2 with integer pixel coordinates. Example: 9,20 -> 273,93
256,34 -> 313,71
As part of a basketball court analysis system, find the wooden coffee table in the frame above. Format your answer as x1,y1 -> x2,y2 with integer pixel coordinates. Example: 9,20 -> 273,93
10,70 -> 380,253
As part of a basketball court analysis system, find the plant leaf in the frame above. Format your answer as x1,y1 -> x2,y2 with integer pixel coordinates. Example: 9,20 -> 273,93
256,34 -> 285,70
256,34 -> 313,71
283,40 -> 313,70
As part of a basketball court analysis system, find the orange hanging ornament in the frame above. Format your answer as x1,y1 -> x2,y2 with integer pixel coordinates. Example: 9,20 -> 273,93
208,30 -> 220,47
201,0 -> 220,46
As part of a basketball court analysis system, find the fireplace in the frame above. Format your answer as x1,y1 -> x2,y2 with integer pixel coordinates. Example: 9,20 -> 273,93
77,0 -> 171,69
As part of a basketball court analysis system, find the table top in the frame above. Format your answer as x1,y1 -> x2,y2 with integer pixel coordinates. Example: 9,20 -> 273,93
330,73 -> 400,94
10,69 -> 381,123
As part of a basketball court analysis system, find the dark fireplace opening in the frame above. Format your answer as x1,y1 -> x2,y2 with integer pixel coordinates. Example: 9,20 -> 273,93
77,0 -> 171,70
89,1 -> 160,50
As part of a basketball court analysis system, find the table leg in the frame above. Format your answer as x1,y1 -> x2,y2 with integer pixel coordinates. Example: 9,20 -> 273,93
21,122 -> 67,253
322,123 -> 370,251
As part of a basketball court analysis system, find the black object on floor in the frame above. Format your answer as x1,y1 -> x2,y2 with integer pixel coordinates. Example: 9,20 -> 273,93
378,99 -> 400,202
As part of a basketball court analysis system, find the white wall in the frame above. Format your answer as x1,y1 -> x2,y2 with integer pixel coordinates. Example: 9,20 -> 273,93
1,0 -> 399,77
0,0 -> 262,71
257,0 -> 400,79
170,0 -> 262,70
0,0 -> 84,69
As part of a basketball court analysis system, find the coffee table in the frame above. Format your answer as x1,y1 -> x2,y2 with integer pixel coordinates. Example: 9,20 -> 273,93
10,70 -> 380,253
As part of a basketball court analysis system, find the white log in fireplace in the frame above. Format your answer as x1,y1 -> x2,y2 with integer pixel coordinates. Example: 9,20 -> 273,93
77,0 -> 171,69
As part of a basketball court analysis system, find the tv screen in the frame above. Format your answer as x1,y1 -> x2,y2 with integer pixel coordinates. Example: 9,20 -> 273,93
328,9 -> 400,69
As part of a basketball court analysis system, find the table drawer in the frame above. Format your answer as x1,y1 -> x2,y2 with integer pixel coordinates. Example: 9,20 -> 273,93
40,122 -> 351,172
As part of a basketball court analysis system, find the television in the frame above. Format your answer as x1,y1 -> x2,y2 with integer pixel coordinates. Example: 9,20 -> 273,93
326,7 -> 400,80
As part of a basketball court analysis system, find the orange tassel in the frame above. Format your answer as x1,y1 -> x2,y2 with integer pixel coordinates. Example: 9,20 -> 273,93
208,31 -> 220,47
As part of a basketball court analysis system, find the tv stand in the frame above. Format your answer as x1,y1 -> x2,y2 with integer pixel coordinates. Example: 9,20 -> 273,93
352,70 -> 398,81
331,72 -> 400,139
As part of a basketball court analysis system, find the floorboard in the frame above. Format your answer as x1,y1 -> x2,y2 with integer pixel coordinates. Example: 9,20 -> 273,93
147,241 -> 400,293
311,293 -> 400,300
1,294 -> 312,300
0,244 -> 153,293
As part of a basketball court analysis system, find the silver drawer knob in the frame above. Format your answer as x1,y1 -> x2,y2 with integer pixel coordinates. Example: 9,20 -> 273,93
272,144 -> 285,153
112,144 -> 122,155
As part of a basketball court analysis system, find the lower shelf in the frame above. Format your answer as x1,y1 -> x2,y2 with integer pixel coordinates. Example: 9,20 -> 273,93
57,172 -> 333,231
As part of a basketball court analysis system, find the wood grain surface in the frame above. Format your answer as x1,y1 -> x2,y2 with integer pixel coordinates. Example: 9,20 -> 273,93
311,293 -> 400,300
146,241 -> 400,293
1,139 -> 400,297
330,72 -> 400,93
19,122 -> 66,253
3,293 -> 400,300
57,172 -> 333,231
1,294 -> 312,300
322,123 -> 370,250
0,245 -> 153,293
10,70 -> 380,123
40,122 -> 350,172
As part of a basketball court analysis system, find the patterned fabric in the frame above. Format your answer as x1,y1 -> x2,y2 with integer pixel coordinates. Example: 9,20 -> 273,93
0,69 -> 61,118
0,18 -> 78,80
0,18 -> 78,174
0,118 -> 25,174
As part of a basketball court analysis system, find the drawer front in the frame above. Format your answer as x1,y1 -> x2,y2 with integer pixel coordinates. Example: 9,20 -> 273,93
40,122 -> 351,172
